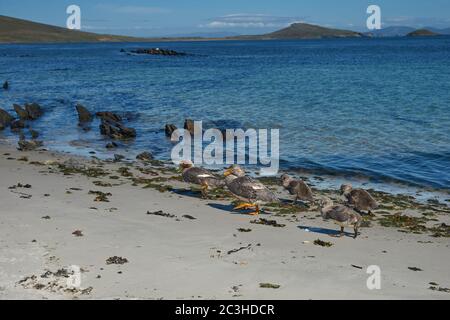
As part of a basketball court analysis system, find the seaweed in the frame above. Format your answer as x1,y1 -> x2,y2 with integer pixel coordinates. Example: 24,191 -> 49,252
88,190 -> 112,202
259,283 -> 280,289
314,239 -> 333,247
250,218 -> 285,228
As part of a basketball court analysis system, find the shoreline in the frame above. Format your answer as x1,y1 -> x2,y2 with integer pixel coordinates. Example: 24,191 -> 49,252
0,140 -> 449,299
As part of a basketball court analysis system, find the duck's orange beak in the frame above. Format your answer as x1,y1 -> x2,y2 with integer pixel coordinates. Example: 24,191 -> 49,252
224,168 -> 233,177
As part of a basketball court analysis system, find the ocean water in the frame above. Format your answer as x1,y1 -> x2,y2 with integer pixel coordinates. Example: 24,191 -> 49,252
1,37 -> 450,191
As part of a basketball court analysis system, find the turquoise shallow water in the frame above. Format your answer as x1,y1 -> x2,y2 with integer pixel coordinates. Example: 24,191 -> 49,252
0,37 -> 449,190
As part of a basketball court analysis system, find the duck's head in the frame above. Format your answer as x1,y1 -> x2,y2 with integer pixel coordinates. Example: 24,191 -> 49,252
280,174 -> 293,188
179,160 -> 194,171
340,184 -> 353,195
224,165 -> 245,178
318,197 -> 334,218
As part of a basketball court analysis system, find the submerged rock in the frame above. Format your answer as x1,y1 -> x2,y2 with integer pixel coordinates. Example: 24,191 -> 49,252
165,124 -> 177,137
106,142 -> 118,149
76,104 -> 92,122
13,104 -> 29,119
3,81 -> 8,90
136,151 -> 153,161
30,130 -> 39,139
0,108 -> 14,126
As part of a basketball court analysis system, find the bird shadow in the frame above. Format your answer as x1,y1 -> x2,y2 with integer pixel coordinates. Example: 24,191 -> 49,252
297,225 -> 354,238
171,188 -> 203,199
207,203 -> 270,215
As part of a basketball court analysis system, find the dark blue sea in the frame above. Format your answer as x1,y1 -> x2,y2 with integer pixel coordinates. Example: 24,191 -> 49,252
1,37 -> 450,191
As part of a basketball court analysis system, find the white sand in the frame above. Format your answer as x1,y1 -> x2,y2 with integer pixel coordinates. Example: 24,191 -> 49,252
0,141 -> 449,300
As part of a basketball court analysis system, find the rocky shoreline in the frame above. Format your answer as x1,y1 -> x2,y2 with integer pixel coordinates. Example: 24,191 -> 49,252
0,140 -> 449,299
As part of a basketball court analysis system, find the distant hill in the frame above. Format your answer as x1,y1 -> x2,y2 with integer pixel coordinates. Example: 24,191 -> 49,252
364,26 -> 416,37
233,23 -> 362,40
407,29 -> 440,37
0,15 -> 149,43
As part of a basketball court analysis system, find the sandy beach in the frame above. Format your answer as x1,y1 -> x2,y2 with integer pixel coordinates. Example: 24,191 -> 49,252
0,140 -> 448,300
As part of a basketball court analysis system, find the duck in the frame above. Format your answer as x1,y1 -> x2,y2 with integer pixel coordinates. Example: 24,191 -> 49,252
320,197 -> 362,239
280,174 -> 314,205
223,165 -> 279,215
179,160 -> 224,198
340,184 -> 378,214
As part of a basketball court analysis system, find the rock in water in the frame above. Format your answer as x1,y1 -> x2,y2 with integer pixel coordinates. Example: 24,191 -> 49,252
96,112 -> 122,123
130,48 -> 186,56
18,139 -> 43,151
184,119 -> 195,135
0,108 -> 14,126
25,103 -> 43,120
99,119 -> 136,140
76,104 -> 92,122
106,142 -> 118,149
13,104 -> 29,119
10,119 -> 27,131
0,123 -> 4,131
136,151 -> 153,161
3,81 -> 8,90
30,130 -> 39,139
114,154 -> 125,162
165,124 -> 177,137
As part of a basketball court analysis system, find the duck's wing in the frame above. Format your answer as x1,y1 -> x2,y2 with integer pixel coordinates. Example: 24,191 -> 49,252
183,167 -> 220,185
325,205 -> 352,222
228,176 -> 278,203
351,189 -> 378,208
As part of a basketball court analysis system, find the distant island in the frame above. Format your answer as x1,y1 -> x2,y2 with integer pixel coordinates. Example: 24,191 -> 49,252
0,15 -> 446,43
407,29 -> 440,37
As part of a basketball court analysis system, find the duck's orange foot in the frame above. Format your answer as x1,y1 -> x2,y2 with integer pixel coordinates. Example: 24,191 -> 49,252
233,202 -> 255,211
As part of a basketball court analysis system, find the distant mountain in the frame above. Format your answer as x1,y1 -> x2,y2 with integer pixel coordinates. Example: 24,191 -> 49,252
233,23 -> 362,40
168,31 -> 241,38
407,29 -> 440,37
0,15 -> 150,43
425,27 -> 450,35
364,26 -> 415,37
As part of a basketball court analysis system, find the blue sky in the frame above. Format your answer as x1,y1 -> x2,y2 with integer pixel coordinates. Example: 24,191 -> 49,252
2,0 -> 450,36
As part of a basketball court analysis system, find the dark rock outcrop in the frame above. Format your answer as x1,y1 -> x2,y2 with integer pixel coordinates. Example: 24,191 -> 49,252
165,124 -> 177,137
10,119 -> 27,131
130,48 -> 186,56
0,108 -> 14,126
13,104 -> 29,119
136,151 -> 153,161
76,104 -> 92,122
18,139 -> 43,151
3,81 -> 8,90
25,103 -> 43,120
96,112 -> 122,123
99,119 -> 136,140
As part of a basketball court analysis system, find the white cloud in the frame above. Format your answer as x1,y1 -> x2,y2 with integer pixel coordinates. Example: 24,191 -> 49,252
200,14 -> 306,28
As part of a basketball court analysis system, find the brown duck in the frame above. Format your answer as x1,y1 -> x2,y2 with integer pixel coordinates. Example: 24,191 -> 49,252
224,165 -> 279,215
341,184 -> 378,214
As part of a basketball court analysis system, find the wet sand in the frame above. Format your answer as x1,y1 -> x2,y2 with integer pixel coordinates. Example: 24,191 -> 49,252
0,141 -> 449,299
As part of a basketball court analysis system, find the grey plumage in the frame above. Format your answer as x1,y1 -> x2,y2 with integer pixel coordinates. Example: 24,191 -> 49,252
226,175 -> 279,204
182,166 -> 224,188
179,161 -> 224,198
341,184 -> 378,213
280,174 -> 314,203
320,198 -> 362,238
